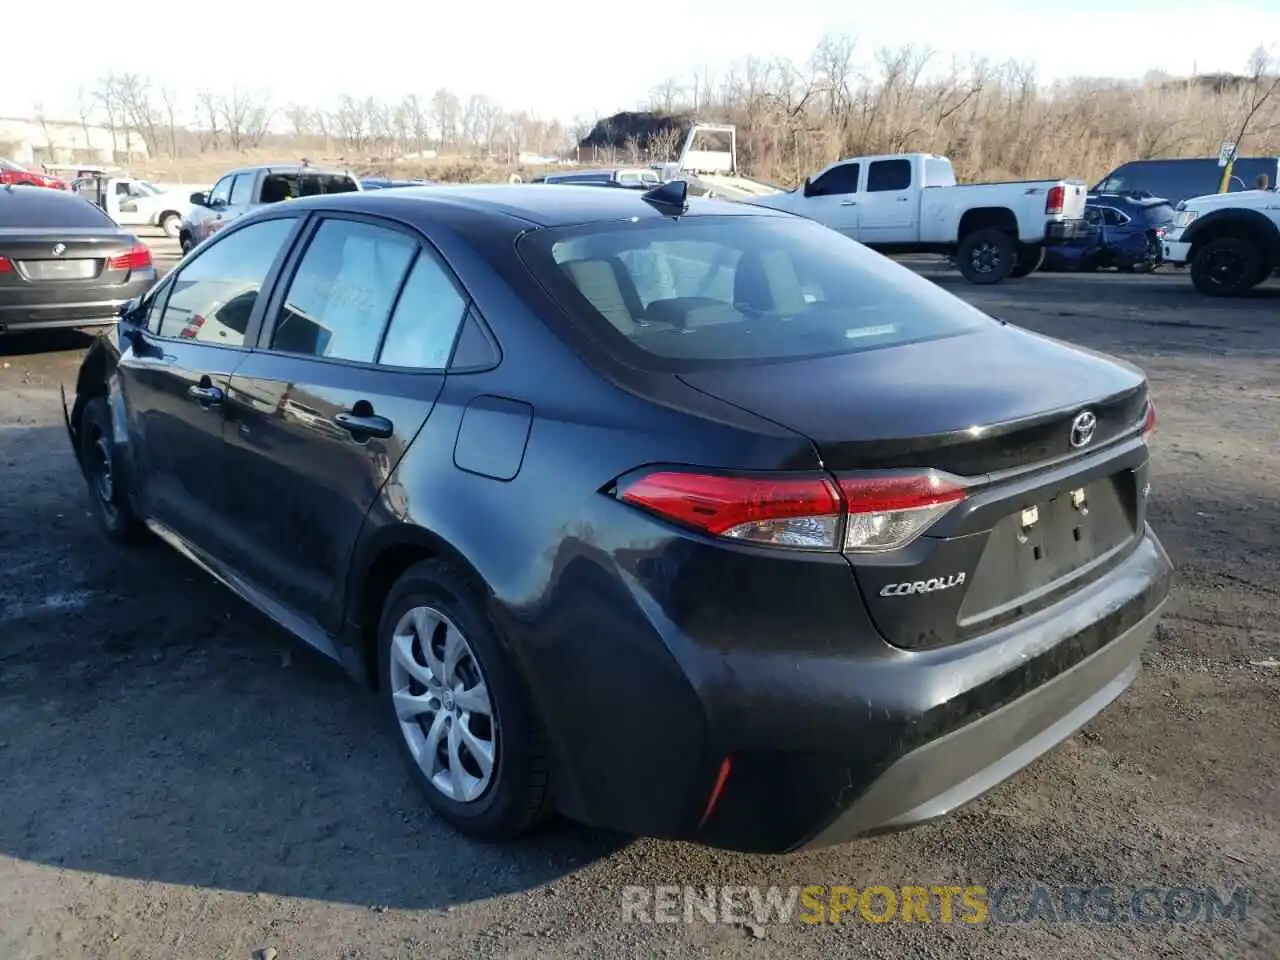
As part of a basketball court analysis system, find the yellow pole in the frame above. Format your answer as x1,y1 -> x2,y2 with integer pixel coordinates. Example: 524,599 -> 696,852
1218,158 -> 1235,193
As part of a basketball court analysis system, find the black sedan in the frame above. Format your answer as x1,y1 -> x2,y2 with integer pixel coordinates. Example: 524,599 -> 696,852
64,182 -> 1172,854
0,183 -> 157,335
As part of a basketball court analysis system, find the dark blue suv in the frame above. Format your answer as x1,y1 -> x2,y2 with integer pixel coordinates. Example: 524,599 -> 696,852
1042,194 -> 1176,272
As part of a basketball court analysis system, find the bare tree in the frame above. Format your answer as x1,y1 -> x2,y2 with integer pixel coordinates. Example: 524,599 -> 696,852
196,90 -> 223,151
430,88 -> 460,152
115,72 -> 162,156
93,72 -> 121,157
219,87 -> 272,150
160,86 -> 182,156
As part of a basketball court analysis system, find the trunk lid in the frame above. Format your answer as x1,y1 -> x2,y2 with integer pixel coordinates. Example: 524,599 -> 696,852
678,324 -> 1152,650
0,228 -> 137,288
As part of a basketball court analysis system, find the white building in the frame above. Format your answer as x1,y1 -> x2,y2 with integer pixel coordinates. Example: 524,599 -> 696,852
0,116 -> 149,167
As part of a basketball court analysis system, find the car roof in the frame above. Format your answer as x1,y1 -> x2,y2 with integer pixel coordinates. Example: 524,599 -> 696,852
267,183 -> 788,228
1088,192 -> 1171,208
223,164 -> 355,177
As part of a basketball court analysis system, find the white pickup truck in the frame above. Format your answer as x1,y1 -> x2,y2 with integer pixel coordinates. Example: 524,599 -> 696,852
746,153 -> 1089,283
71,176 -> 196,239
1161,188 -> 1280,296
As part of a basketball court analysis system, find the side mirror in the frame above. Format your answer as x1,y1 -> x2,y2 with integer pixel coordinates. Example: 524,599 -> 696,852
801,177 -> 816,197
189,191 -> 208,206
118,297 -> 141,320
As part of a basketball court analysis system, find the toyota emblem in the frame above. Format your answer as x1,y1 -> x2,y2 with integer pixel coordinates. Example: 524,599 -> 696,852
51,243 -> 66,257
1069,410 -> 1097,448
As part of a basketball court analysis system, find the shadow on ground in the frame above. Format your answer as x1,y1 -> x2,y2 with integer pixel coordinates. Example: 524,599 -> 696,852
0,425 -> 629,910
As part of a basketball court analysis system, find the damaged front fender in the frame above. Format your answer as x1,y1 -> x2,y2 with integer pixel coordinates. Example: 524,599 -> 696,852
65,332 -> 123,469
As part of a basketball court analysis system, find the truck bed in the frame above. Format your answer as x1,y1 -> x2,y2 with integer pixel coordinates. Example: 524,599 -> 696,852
688,173 -> 784,201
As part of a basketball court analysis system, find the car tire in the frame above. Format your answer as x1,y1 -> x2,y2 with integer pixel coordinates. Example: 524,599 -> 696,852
79,396 -> 145,544
1190,237 -> 1264,297
377,559 -> 553,841
956,228 -> 1016,284
160,213 -> 181,239
1008,245 -> 1045,278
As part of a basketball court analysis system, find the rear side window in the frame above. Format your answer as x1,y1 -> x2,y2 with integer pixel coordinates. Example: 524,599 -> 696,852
867,159 -> 912,192
0,190 -> 116,228
519,215 -> 993,370
156,217 -> 298,344
378,250 -> 469,369
270,218 -> 417,363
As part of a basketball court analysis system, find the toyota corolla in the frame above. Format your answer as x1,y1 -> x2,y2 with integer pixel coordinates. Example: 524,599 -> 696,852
64,182 -> 1172,853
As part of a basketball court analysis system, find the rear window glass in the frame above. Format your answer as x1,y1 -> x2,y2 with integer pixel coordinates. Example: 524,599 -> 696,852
518,215 -> 994,370
259,172 -> 359,203
0,188 -> 116,228
1141,203 -> 1175,223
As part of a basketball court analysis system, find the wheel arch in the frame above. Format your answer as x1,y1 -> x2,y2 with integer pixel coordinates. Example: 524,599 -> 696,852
67,336 -> 122,461
343,524 -> 491,691
958,206 -> 1018,241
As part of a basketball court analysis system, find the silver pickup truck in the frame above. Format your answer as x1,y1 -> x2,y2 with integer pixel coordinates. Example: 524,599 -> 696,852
179,163 -> 361,254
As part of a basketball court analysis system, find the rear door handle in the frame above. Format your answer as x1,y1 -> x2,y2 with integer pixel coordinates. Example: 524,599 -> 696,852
333,410 -> 394,440
188,383 -> 224,405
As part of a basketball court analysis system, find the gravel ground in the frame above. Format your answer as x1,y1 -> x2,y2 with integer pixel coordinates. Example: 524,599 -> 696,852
0,252 -> 1277,959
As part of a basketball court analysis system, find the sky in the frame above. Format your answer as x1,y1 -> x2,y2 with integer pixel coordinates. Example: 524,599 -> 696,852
7,0 -> 1279,125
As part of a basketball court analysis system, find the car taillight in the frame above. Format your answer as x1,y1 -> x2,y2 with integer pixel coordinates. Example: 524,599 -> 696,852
1141,401 -> 1156,441
1045,184 -> 1065,216
0,256 -> 13,273
618,471 -> 844,549
107,241 -> 152,271
614,468 -> 966,553
838,473 -> 966,553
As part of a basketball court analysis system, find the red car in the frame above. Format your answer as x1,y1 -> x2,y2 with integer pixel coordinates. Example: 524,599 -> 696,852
0,158 -> 68,190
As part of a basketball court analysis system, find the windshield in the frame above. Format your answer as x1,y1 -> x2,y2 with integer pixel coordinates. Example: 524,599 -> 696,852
135,181 -> 164,195
517,214 -> 995,371
1142,203 -> 1175,223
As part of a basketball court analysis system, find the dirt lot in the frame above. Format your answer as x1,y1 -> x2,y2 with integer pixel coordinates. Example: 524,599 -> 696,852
1,250 -> 1277,959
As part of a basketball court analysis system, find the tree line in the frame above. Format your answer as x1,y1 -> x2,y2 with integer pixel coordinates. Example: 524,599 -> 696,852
36,35 -> 1280,184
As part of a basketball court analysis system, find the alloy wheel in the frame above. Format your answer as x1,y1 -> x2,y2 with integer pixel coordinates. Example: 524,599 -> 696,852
389,605 -> 497,803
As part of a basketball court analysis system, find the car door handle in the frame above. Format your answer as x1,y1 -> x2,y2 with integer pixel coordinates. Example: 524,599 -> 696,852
896,197 -> 910,202
839,200 -> 857,206
333,411 -> 394,439
188,384 -> 224,405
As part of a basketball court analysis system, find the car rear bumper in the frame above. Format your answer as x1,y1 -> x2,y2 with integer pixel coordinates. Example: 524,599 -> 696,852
0,302 -> 124,332
518,519 -> 1172,854
1044,219 -> 1086,244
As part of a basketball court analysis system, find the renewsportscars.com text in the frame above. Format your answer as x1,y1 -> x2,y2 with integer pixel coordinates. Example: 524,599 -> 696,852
620,884 -> 1250,926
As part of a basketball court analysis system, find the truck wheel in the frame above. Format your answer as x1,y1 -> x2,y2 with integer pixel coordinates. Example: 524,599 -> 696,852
1008,245 -> 1045,278
957,229 -> 1016,284
1190,237 -> 1263,297
160,213 -> 181,239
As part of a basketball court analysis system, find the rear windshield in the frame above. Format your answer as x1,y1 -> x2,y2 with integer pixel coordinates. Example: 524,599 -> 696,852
0,188 -> 116,228
517,214 -> 994,370
1140,203 -> 1175,223
260,172 -> 359,203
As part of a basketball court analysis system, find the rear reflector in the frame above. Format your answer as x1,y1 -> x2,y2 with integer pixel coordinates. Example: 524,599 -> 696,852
106,241 -> 152,272
1141,401 -> 1156,441
615,468 -> 966,553
0,256 -> 12,273
1045,185 -> 1065,216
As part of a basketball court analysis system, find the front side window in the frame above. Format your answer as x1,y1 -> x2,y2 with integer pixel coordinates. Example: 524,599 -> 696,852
208,175 -> 234,206
519,215 -> 994,370
807,163 -> 860,196
155,217 -> 298,344
270,219 -> 417,363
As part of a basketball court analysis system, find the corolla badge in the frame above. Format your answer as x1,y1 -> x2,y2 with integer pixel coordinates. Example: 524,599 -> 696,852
1070,410 -> 1097,448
